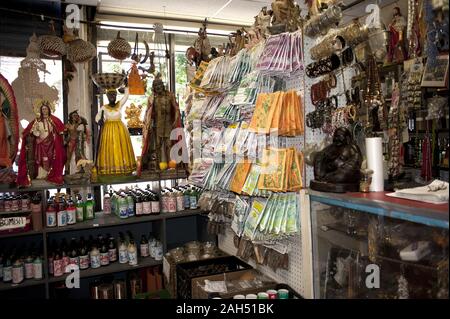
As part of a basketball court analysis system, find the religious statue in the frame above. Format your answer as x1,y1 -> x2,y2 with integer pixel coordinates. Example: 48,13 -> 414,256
64,110 -> 90,172
94,86 -> 136,175
0,73 -> 19,170
269,0 -> 302,34
387,7 -> 407,64
311,127 -> 363,193
125,103 -> 144,128
128,60 -> 147,95
254,6 -> 271,38
140,75 -> 182,173
17,100 -> 66,187
193,21 -> 212,65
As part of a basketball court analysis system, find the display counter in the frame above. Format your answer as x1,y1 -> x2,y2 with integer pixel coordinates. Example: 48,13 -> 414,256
309,190 -> 449,299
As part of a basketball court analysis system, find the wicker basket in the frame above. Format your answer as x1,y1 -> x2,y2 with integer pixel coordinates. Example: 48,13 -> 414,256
67,38 -> 96,63
38,35 -> 66,58
91,73 -> 126,90
107,31 -> 131,60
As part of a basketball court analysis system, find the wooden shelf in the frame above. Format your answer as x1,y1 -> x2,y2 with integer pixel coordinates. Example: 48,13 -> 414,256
44,209 -> 205,234
0,229 -> 43,239
0,278 -> 46,292
0,209 -> 31,216
47,256 -> 162,284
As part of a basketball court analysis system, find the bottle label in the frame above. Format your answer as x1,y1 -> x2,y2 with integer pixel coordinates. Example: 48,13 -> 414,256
127,205 -> 135,217
67,209 -> 76,225
79,255 -> 89,269
63,256 -> 70,273
22,198 -> 30,210
151,201 -> 160,213
12,266 -> 24,284
46,211 -> 56,227
135,202 -> 143,215
161,197 -> 169,213
33,262 -> 43,279
90,254 -> 101,269
76,207 -> 84,222
119,249 -> 128,263
190,196 -> 197,209
140,244 -> 149,257
69,257 -> 79,267
48,258 -> 54,274
57,210 -> 67,227
168,198 -> 177,212
103,198 -> 111,215
143,202 -> 151,214
128,251 -> 138,265
85,206 -> 94,219
3,266 -> 12,282
154,245 -> 163,261
25,262 -> 34,279
108,248 -> 117,262
119,204 -> 128,219
100,252 -> 110,266
53,259 -> 64,277
184,195 -> 190,208
176,196 -> 184,211
31,203 -> 41,213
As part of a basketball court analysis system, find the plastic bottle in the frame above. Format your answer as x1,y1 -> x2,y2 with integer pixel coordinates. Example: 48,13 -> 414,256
75,194 -> 85,223
189,187 -> 198,209
66,197 -> 77,225
118,239 -> 128,264
103,189 -> 111,215
126,192 -> 135,217
128,239 -> 138,266
90,245 -> 101,269
78,238 -> 89,270
151,192 -> 160,214
100,239 -> 110,266
175,188 -> 184,212
135,192 -> 143,216
33,255 -> 43,280
108,236 -> 117,262
119,195 -> 128,219
140,235 -> 149,257
85,193 -> 95,220
46,197 -> 57,228
56,196 -> 67,227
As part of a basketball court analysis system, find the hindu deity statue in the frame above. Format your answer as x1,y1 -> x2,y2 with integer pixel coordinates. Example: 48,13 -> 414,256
65,110 -> 90,172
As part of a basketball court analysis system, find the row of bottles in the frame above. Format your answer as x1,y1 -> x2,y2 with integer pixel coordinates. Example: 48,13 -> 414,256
46,193 -> 94,228
0,243 -> 43,284
107,186 -> 160,219
48,232 -> 163,277
0,192 -> 36,212
160,185 -> 202,213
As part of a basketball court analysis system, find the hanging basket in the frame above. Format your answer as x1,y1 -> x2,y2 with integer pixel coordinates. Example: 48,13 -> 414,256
107,31 -> 131,60
38,34 -> 66,58
67,38 -> 96,63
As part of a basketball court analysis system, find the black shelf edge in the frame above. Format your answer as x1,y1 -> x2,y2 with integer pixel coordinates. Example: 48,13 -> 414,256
0,278 -> 46,292
44,209 -> 205,234
0,171 -> 188,193
47,257 -> 162,284
0,210 -> 31,215
0,229 -> 43,239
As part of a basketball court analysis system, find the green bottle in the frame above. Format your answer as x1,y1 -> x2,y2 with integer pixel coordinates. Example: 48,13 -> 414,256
76,194 -> 85,223
85,193 -> 95,220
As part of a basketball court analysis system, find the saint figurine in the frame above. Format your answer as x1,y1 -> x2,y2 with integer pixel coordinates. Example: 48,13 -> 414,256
17,100 -> 66,186
95,87 -> 136,175
388,7 -> 407,63
140,75 -> 181,172
65,110 -> 90,172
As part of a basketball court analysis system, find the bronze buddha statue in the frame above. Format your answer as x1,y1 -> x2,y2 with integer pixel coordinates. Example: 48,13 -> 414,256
311,127 -> 363,193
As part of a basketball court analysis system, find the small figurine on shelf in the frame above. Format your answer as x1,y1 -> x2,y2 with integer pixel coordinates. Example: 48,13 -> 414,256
311,127 -> 363,193
125,103 -> 144,128
269,0 -> 302,34
94,86 -> 137,176
65,110 -> 90,171
387,7 -> 407,64
17,99 -> 66,187
128,60 -> 147,95
140,74 -> 183,174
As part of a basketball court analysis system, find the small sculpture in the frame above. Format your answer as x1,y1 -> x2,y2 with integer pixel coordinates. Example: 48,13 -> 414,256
311,127 -> 363,193
254,6 -> 271,37
17,100 -> 66,186
125,103 -> 144,128
94,87 -> 137,175
269,0 -> 302,34
387,7 -> 407,63
140,75 -> 181,172
65,110 -> 90,172
128,60 -> 147,95
193,21 -> 211,65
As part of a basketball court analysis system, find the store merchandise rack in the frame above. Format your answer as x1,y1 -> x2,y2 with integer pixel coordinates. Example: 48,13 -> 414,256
0,171 -> 209,298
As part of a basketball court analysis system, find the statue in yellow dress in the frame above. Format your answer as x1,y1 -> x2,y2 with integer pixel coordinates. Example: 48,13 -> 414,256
95,87 -> 136,175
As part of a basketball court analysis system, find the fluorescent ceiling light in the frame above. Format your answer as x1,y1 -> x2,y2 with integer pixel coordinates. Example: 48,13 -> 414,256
211,0 -> 233,18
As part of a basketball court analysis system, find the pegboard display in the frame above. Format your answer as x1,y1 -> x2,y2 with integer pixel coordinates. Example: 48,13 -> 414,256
218,190 -> 312,297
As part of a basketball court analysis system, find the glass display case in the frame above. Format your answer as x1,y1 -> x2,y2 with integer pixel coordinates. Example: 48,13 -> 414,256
309,190 -> 449,299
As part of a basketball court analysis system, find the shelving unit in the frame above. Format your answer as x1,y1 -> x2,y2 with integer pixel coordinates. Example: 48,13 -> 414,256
0,170 -> 212,299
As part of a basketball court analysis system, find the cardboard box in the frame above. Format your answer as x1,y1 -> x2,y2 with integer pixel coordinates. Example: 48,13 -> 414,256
191,269 -> 277,299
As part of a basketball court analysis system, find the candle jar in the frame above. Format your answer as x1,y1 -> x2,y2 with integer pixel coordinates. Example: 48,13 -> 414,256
360,169 -> 374,193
